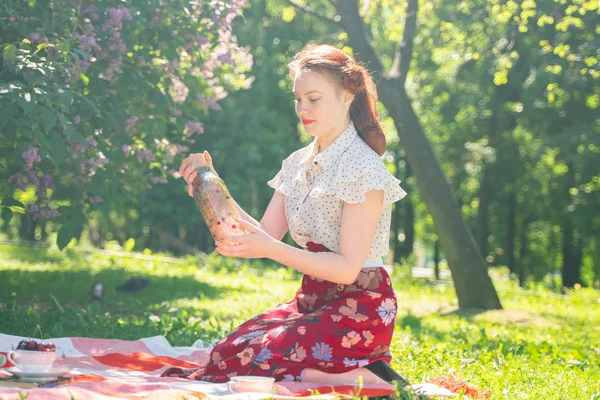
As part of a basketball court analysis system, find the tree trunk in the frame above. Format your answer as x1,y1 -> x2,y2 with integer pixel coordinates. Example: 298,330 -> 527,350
434,239 -> 440,280
391,192 -> 400,262
507,191 -> 517,274
88,221 -> 105,248
393,162 -> 414,263
518,219 -> 529,287
574,242 -> 583,286
561,218 -> 578,288
18,214 -> 36,242
403,164 -> 415,259
476,99 -> 500,263
150,225 -> 203,256
476,168 -> 490,260
561,161 -> 581,288
39,220 -> 48,241
561,223 -> 583,289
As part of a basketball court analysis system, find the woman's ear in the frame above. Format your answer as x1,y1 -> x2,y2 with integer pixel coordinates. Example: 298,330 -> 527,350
344,91 -> 354,106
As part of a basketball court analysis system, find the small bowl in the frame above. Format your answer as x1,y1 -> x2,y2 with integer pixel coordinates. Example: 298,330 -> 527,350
8,350 -> 56,373
228,376 -> 275,393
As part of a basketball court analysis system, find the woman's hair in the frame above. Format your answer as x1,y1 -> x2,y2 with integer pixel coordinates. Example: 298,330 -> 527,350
288,44 -> 386,156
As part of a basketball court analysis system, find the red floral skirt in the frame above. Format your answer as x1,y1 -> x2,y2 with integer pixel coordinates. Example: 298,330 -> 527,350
162,242 -> 397,382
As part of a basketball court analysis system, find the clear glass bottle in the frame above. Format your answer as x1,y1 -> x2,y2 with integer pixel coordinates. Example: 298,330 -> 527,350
191,167 -> 246,242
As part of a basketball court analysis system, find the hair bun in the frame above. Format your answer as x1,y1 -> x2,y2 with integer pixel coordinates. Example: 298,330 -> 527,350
343,66 -> 366,94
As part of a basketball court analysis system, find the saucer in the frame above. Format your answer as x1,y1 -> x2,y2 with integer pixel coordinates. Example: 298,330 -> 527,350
5,366 -> 72,382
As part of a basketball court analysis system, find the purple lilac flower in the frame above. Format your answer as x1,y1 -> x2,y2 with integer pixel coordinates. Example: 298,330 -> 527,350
125,116 -> 138,133
102,7 -> 133,31
32,209 -> 61,220
184,121 -> 204,137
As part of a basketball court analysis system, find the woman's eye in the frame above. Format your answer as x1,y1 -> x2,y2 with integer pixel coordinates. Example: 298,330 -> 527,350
294,97 -> 320,103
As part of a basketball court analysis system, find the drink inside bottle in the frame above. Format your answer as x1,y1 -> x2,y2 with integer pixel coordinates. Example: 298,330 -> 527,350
191,167 -> 247,243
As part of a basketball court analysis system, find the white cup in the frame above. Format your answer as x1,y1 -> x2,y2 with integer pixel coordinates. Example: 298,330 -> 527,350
227,376 -> 275,393
8,350 -> 56,373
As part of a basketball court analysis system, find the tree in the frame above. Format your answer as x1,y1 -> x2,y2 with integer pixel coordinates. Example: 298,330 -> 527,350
285,0 -> 502,309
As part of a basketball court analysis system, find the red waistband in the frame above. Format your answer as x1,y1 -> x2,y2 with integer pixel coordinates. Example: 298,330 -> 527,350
306,241 -> 332,253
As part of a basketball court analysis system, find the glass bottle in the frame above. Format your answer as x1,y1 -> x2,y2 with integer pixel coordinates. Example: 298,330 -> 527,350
191,167 -> 247,242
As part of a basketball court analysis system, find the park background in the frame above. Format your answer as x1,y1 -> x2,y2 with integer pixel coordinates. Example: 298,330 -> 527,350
0,1 -> 598,398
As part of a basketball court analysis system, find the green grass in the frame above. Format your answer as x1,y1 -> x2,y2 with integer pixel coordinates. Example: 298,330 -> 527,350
1,242 -> 599,399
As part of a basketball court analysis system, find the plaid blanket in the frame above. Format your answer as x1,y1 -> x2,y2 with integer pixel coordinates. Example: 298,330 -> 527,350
0,333 -> 457,399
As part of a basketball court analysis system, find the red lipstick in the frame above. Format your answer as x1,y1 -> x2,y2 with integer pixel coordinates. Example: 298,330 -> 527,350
302,119 -> 315,125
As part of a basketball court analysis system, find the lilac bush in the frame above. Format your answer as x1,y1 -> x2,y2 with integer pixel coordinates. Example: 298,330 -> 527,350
0,0 -> 252,248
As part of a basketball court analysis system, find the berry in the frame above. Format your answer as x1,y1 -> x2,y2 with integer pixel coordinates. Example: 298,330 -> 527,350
16,340 -> 29,350
45,342 -> 56,352
37,341 -> 48,351
26,340 -> 38,351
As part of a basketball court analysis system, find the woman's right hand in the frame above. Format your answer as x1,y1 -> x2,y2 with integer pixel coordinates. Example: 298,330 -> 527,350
179,151 -> 219,197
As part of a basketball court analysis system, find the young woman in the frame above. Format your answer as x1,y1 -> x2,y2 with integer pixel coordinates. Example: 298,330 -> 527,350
173,44 -> 408,385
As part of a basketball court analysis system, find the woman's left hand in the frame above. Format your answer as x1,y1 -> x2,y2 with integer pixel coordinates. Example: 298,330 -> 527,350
215,220 -> 276,259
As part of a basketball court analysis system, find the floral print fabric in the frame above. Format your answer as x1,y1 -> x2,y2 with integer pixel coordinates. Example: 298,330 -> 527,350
162,244 -> 397,383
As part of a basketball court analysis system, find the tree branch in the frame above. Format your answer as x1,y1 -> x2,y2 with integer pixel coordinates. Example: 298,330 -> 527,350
361,0 -> 371,17
389,0 -> 418,84
282,0 -> 341,26
332,0 -> 384,74
389,42 -> 401,78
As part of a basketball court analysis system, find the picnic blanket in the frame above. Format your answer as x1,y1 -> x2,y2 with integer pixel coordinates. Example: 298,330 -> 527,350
0,333 -> 459,399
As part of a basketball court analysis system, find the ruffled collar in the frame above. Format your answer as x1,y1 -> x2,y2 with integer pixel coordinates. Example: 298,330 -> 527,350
299,121 -> 359,170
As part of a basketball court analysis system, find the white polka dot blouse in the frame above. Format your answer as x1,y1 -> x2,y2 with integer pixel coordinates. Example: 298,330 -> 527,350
268,121 -> 408,259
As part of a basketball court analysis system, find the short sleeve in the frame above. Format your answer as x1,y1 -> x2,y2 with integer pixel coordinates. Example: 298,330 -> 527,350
334,171 -> 407,205
332,140 -> 407,205
266,148 -> 308,197
267,168 -> 284,190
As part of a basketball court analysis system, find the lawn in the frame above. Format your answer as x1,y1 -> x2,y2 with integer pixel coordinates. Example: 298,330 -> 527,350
0,242 -> 598,399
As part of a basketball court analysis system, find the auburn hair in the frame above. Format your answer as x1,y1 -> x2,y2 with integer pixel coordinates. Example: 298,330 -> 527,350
288,44 -> 386,156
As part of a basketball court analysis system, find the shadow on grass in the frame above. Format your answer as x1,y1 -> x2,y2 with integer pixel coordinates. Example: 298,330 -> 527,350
0,243 -> 254,309
441,308 -> 488,318
0,265 -> 238,343
0,257 -> 245,317
443,307 -> 568,330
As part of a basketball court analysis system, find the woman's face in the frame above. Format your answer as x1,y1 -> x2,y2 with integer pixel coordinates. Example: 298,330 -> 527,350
293,69 -> 352,139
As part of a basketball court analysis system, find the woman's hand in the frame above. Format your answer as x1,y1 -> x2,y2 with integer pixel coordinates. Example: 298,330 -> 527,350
216,220 -> 277,259
179,151 -> 219,197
